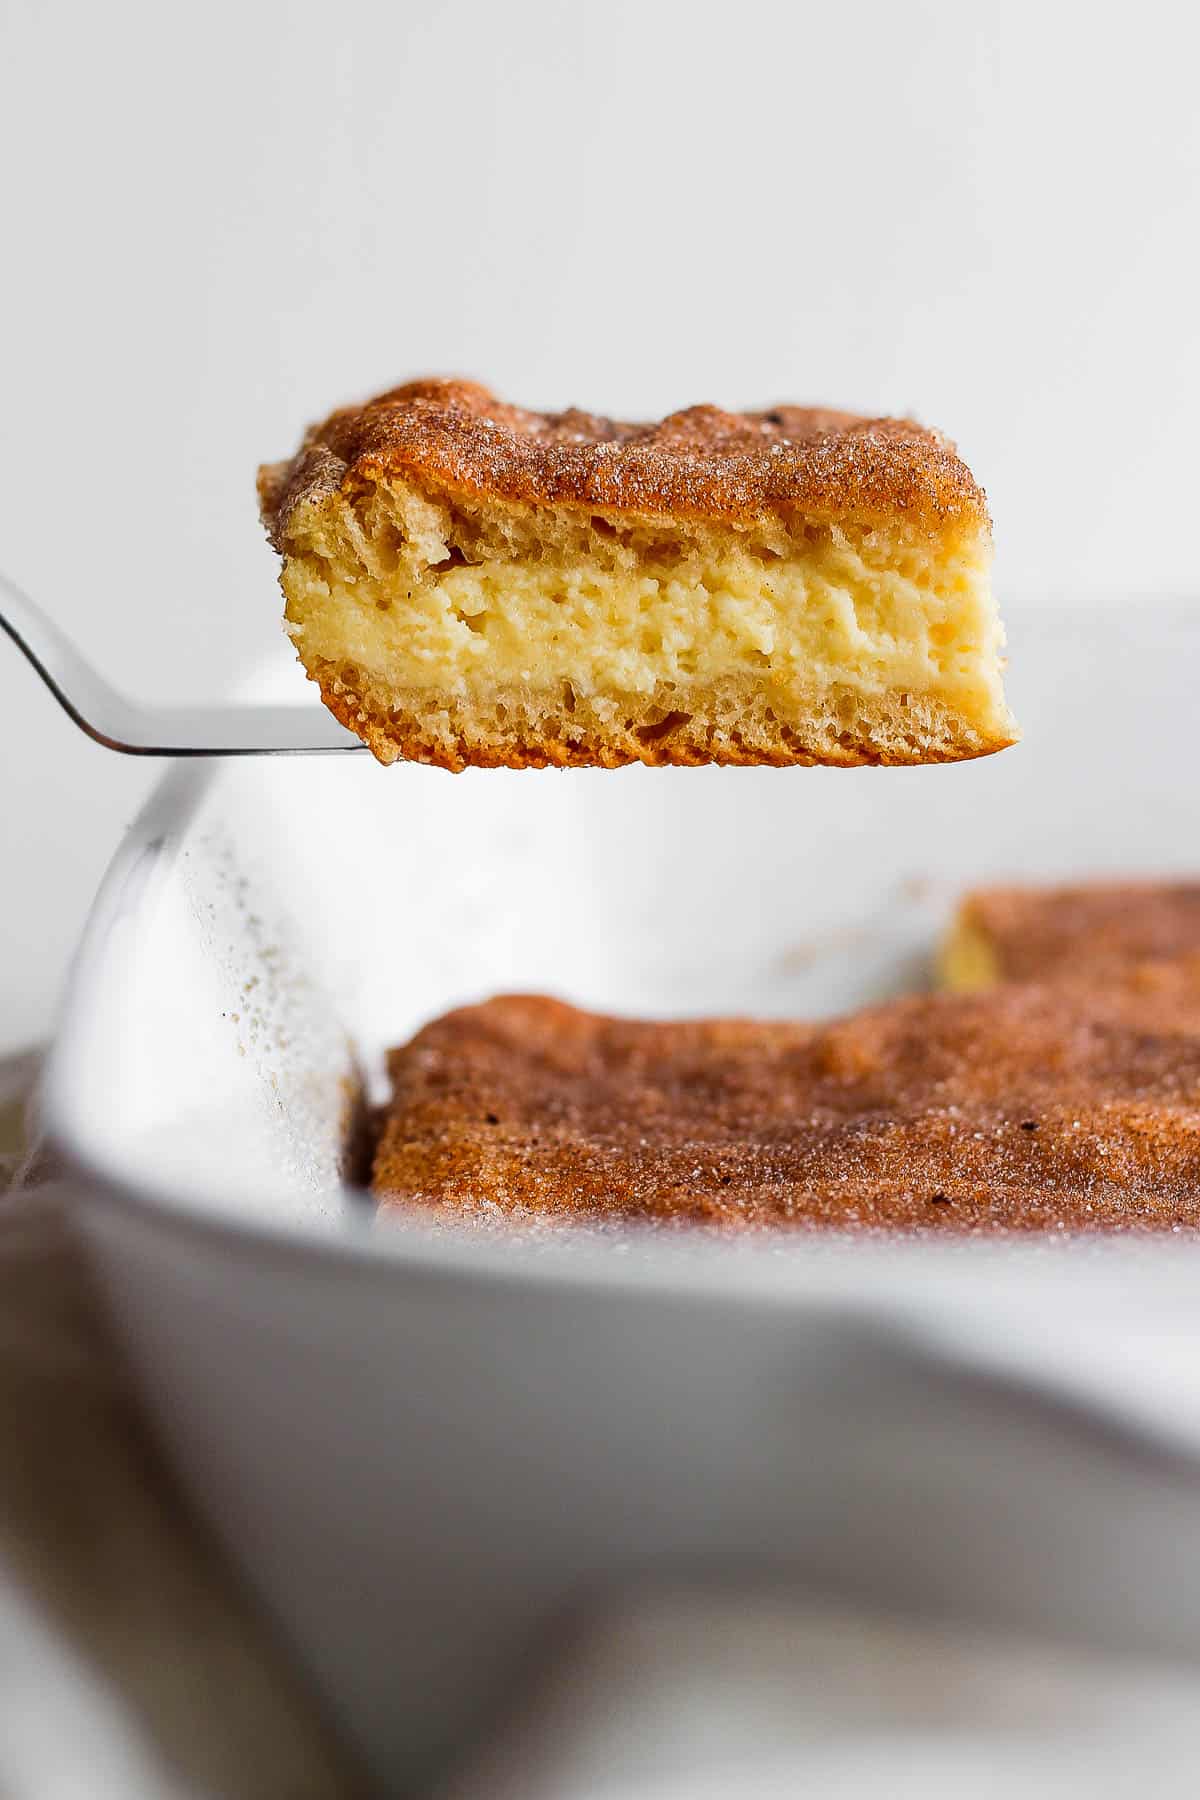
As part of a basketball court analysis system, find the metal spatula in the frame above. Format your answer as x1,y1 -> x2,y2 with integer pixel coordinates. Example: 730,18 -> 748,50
1,572 -> 364,755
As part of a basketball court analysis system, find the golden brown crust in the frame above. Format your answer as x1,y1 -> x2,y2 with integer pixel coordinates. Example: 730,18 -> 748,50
372,975 -> 1200,1234
952,882 -> 1200,986
310,662 -> 1007,773
259,377 -> 991,545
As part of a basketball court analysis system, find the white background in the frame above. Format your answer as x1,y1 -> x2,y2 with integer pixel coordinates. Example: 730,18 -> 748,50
2,0 -> 1198,1052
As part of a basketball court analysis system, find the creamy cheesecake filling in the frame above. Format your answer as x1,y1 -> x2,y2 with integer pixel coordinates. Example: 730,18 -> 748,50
938,918 -> 1002,992
279,478 -> 1011,746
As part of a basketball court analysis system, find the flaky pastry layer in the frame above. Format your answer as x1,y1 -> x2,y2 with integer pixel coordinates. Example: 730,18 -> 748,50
309,666 -> 1002,771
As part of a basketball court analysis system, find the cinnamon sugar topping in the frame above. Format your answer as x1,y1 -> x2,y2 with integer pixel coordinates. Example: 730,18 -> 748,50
259,377 -> 990,546
373,973 -> 1200,1234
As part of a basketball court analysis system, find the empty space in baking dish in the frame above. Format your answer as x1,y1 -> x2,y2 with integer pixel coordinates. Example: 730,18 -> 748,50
47,599 -> 1200,1235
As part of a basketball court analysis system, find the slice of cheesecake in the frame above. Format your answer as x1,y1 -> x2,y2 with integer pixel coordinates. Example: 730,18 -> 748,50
372,978 -> 1200,1233
259,379 -> 1017,771
939,880 -> 1200,991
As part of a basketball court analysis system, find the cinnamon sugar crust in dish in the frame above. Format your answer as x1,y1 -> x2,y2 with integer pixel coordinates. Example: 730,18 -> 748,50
940,881 -> 1200,992
259,378 -> 1017,771
372,977 -> 1200,1234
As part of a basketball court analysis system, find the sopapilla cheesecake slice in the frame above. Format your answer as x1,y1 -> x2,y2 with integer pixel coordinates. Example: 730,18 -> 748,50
940,881 -> 1200,991
259,378 -> 1016,771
